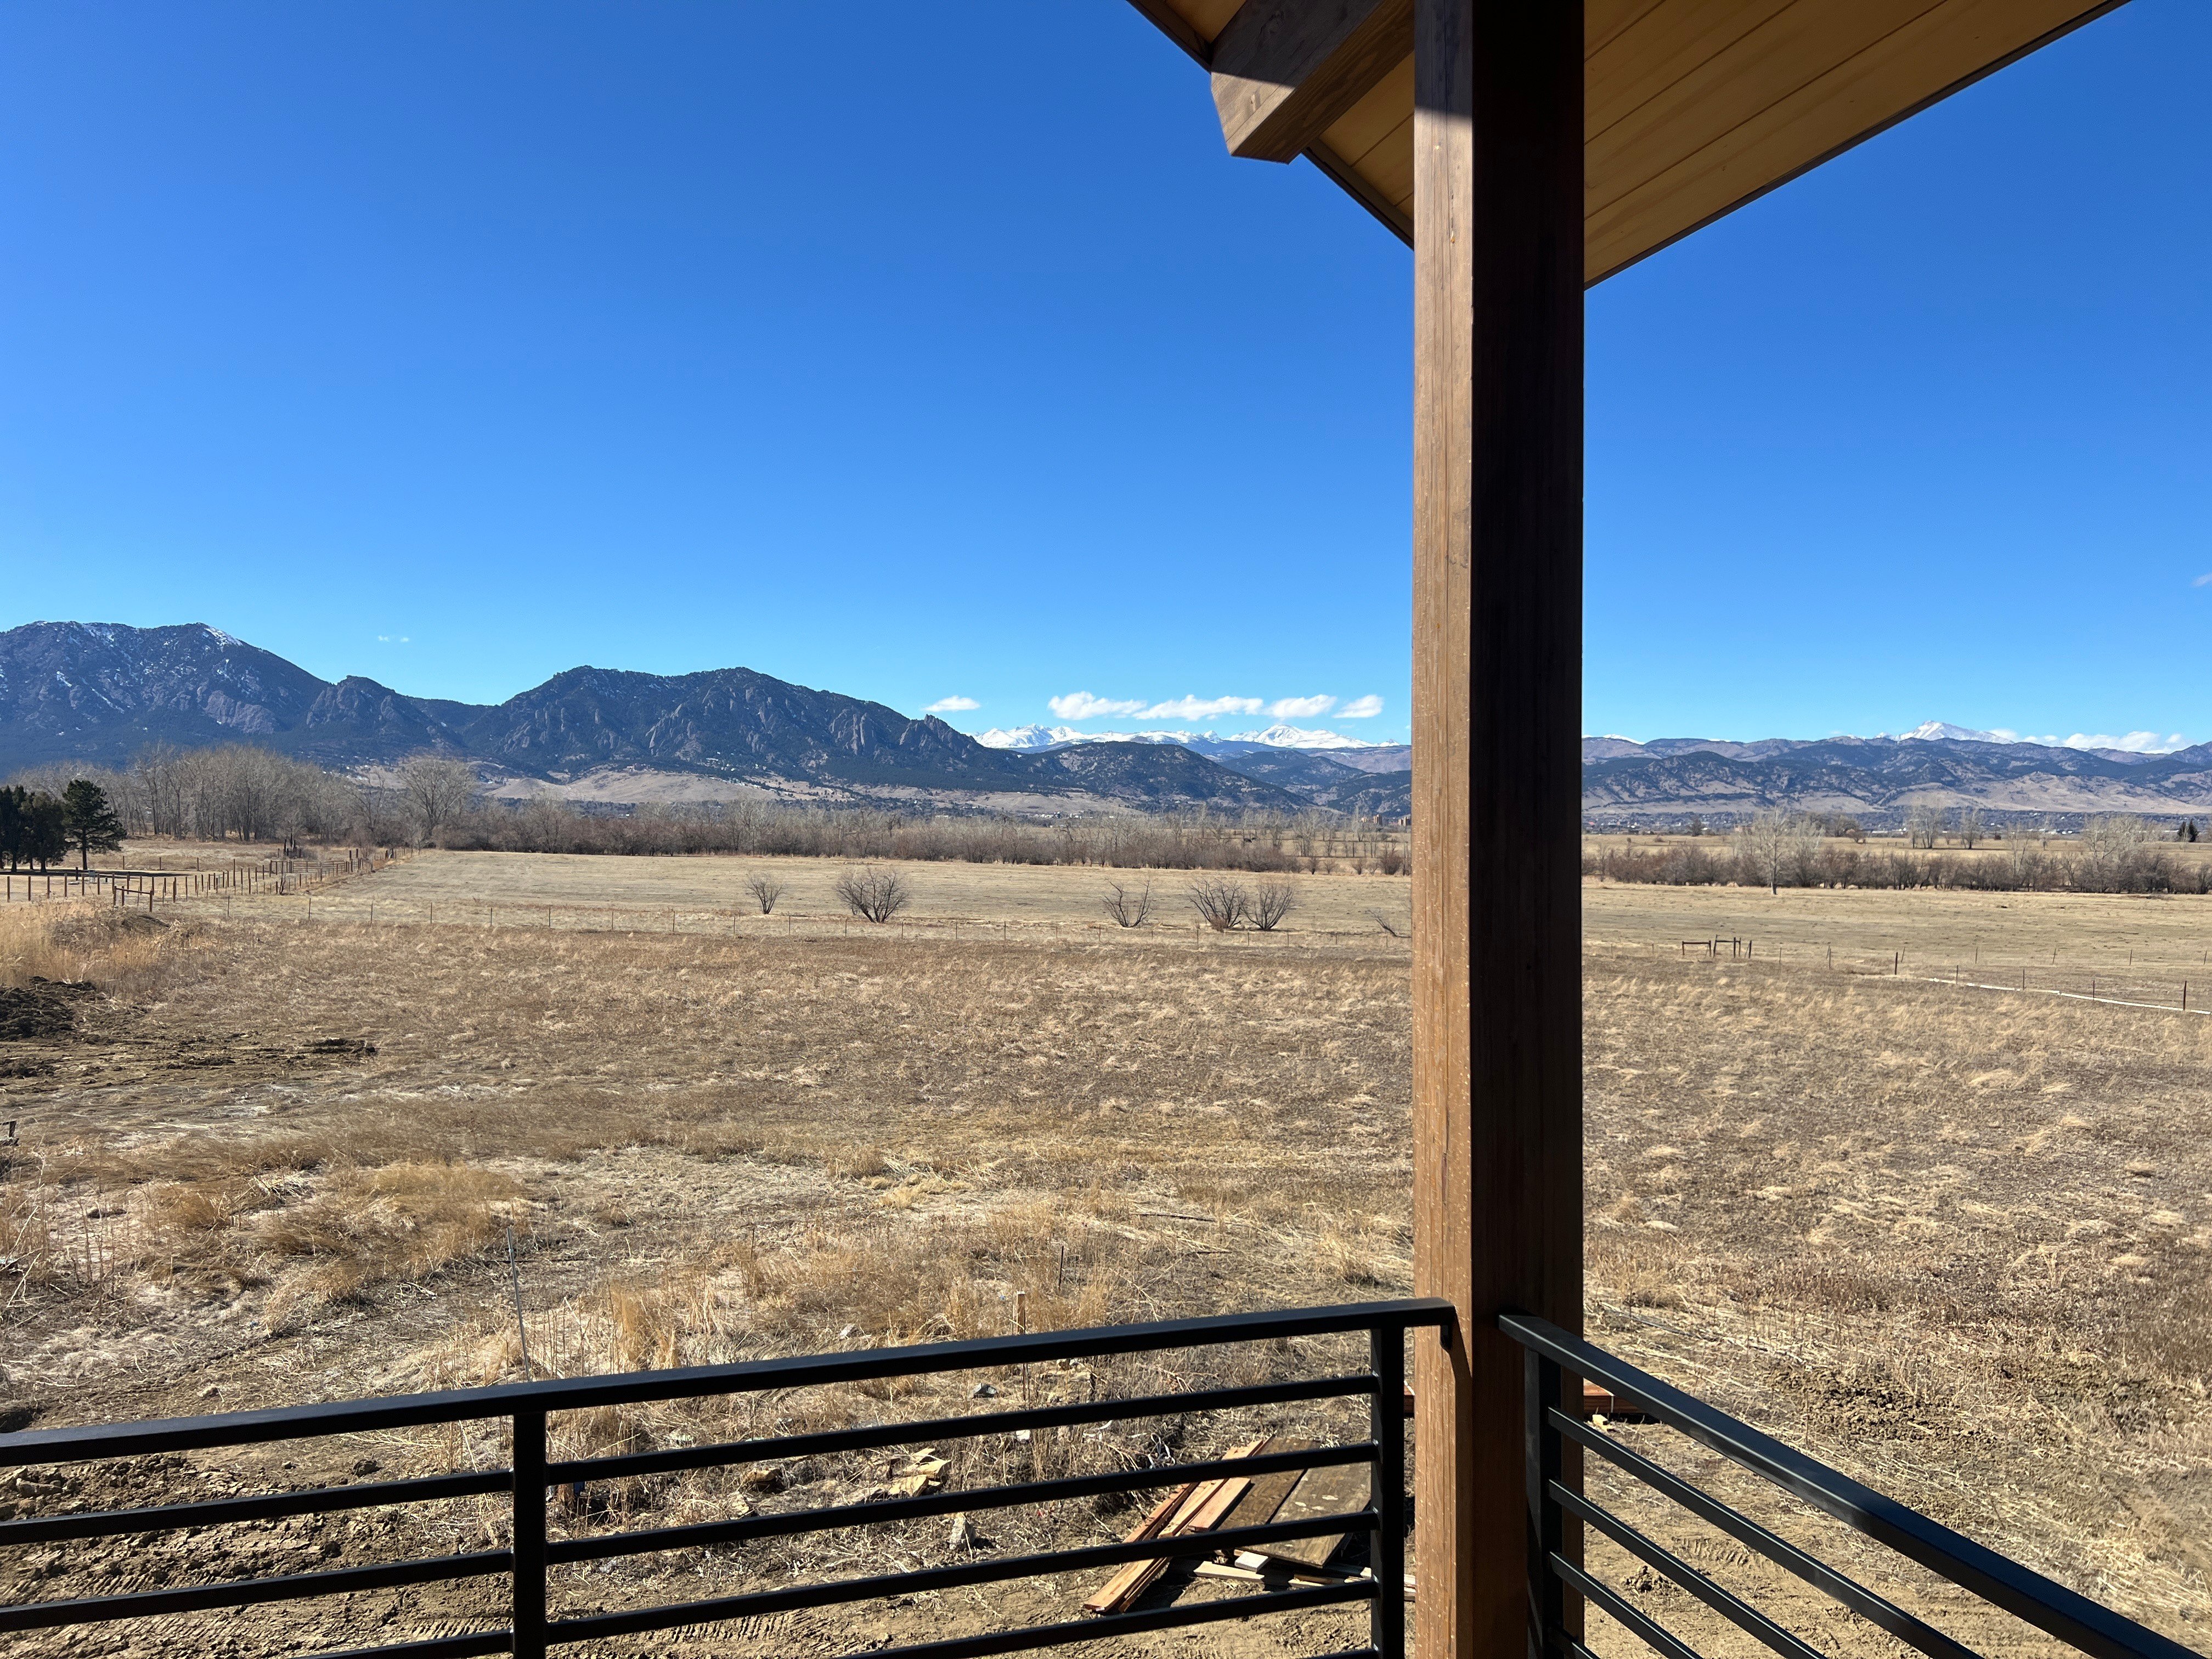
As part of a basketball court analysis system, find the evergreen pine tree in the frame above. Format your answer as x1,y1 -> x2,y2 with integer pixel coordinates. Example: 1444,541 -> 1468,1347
60,779 -> 126,871
0,786 -> 20,870
22,793 -> 67,870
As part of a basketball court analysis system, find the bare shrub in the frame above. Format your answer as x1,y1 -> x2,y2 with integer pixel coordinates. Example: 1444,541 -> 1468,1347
746,874 -> 787,915
1101,879 -> 1153,928
1244,881 -> 1296,931
833,866 -> 912,924
1186,877 -> 1246,931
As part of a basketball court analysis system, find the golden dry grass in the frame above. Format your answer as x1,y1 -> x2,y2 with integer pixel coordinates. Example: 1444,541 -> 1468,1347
0,902 -> 180,992
0,860 -> 2206,1655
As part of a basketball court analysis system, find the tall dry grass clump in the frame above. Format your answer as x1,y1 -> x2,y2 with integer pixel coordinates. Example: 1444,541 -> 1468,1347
0,902 -> 175,991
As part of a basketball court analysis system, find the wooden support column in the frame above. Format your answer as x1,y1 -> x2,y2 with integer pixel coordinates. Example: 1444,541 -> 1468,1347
1410,3 -> 1582,1657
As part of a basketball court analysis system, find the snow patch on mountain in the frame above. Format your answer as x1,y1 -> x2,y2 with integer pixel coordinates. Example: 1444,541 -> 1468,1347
975,722 -> 1396,755
1897,720 -> 2006,743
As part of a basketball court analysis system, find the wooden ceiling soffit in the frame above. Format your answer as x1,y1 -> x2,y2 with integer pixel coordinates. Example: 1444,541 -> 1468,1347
1127,0 -> 2129,280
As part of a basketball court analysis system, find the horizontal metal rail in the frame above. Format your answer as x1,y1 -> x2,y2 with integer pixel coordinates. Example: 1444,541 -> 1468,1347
0,1297 -> 1443,1468
0,1296 -> 1452,1659
1502,1312 -> 2203,1659
0,1469 -> 510,1548
543,1370 -> 1365,1485
548,1441 -> 1374,1564
1550,1406 -> 1979,1659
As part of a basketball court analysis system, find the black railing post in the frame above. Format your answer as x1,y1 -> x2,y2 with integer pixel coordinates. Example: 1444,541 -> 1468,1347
1525,1347 -> 1565,1658
1371,1321 -> 1407,1659
513,1407 -> 549,1659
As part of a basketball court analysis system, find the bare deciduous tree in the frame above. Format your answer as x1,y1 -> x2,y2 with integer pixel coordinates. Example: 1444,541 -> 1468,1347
746,873 -> 787,915
1904,803 -> 1944,850
834,866 -> 911,923
1101,878 -> 1153,928
1186,877 -> 1246,931
1244,881 -> 1297,931
1956,805 -> 1986,849
397,755 -> 479,847
2076,814 -> 2152,890
1736,811 -> 1822,895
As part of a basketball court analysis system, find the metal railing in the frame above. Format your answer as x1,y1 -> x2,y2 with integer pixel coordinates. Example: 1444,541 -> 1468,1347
0,1297 -> 1451,1659
1503,1313 -> 2204,1659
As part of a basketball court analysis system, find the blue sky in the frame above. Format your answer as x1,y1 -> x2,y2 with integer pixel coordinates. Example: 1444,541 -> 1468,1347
1,3 -> 2205,751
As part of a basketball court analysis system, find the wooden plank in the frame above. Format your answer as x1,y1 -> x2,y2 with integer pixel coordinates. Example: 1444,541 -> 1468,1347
1080,1437 -> 1265,1617
1080,1480 -> 1197,1615
1412,4 -> 1586,1657
1213,1436 -> 1310,1536
1243,1458 -> 1372,1570
1211,0 -> 1414,163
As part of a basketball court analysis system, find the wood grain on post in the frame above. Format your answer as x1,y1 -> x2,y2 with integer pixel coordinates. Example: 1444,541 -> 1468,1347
1411,2 -> 1584,1654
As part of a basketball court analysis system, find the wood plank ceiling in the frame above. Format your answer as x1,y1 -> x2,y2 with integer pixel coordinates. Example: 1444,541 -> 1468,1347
1130,0 -> 2129,283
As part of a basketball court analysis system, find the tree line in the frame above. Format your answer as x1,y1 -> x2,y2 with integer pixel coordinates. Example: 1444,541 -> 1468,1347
0,778 -> 127,872
5,747 -> 1412,875
1589,812 -> 2212,895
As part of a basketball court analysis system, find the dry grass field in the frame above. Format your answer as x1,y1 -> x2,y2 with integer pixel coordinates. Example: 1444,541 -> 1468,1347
0,849 -> 2206,1656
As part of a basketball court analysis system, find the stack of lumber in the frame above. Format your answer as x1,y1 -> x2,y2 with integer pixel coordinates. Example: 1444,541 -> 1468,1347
1081,1437 -> 1266,1616
1083,1436 -> 1381,1615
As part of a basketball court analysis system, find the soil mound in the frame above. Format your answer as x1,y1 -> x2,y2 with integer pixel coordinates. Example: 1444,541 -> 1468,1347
0,978 -> 95,1042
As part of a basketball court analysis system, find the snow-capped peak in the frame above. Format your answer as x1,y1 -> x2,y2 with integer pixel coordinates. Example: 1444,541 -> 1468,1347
1897,720 -> 2003,743
1222,724 -> 1389,751
974,722 -> 1399,756
974,724 -> 1085,751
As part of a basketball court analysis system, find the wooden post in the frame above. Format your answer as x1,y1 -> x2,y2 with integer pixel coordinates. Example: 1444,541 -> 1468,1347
1412,4 -> 1583,1656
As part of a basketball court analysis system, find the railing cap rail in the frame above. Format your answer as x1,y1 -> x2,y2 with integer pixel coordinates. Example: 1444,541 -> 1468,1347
0,1296 -> 1453,1466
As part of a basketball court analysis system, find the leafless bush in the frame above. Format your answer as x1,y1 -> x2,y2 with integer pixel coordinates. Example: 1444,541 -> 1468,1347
746,874 -> 787,915
1101,879 -> 1153,928
1186,877 -> 1246,932
833,866 -> 912,924
1365,909 -> 1404,938
1244,881 -> 1297,931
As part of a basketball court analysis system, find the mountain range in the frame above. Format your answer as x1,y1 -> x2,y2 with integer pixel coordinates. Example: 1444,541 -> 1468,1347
976,723 -> 1411,770
10,621 -> 2203,827
1581,730 -> 2212,826
0,622 -> 1412,818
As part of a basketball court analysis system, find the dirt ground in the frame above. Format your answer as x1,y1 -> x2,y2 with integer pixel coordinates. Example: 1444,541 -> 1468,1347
0,853 -> 2206,1656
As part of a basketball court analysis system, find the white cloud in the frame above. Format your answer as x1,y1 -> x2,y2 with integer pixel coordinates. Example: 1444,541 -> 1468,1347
1048,691 -> 1146,720
2056,730 -> 2189,753
376,635 -> 411,644
1334,695 -> 1385,719
1947,726 -> 2188,753
923,695 -> 979,714
1137,695 -> 1263,722
2194,574 -> 2212,587
1267,694 -> 1336,719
